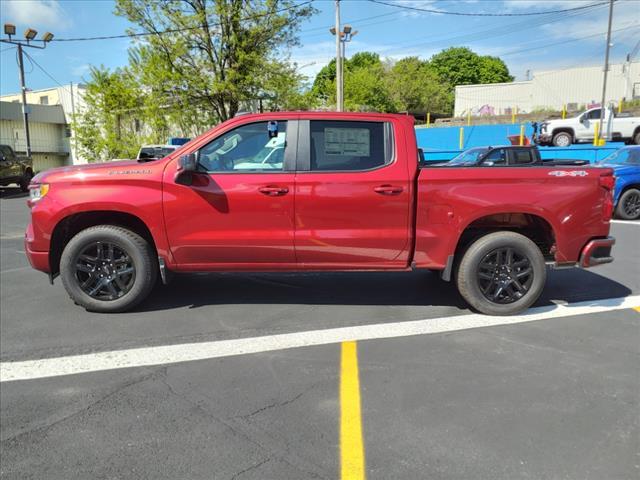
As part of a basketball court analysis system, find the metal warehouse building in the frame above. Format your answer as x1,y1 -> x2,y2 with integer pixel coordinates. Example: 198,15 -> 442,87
454,61 -> 640,117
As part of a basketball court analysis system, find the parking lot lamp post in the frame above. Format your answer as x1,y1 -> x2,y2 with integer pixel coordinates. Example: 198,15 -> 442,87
1,25 -> 55,160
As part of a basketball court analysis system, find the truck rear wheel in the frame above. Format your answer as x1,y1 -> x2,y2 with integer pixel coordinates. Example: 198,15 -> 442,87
60,225 -> 157,313
456,232 -> 546,316
552,131 -> 572,147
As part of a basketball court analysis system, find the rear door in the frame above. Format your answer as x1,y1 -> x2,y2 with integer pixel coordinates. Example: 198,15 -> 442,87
293,118 -> 412,268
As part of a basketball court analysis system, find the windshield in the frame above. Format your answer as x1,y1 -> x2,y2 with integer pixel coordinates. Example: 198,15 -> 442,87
447,147 -> 490,166
599,147 -> 640,166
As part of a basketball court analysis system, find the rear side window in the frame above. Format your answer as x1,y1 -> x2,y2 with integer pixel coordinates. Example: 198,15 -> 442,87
309,121 -> 392,171
511,150 -> 534,165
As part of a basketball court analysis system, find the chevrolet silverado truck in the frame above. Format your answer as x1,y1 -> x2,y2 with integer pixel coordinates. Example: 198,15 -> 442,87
25,112 -> 616,315
537,106 -> 640,147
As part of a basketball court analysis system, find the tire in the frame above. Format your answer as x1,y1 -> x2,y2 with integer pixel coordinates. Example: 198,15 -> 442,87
633,130 -> 640,145
19,170 -> 33,192
60,225 -> 157,312
615,188 -> 640,220
456,231 -> 546,316
552,131 -> 572,147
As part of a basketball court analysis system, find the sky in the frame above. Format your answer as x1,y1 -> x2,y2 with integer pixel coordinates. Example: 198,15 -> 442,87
1,0 -> 639,96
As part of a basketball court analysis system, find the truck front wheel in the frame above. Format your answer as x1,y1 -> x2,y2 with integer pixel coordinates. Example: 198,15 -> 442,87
456,232 -> 546,316
60,225 -> 157,312
552,131 -> 572,147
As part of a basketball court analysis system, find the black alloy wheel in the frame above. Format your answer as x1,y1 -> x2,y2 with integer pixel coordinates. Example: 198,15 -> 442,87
477,247 -> 534,304
621,190 -> 640,219
74,241 -> 136,300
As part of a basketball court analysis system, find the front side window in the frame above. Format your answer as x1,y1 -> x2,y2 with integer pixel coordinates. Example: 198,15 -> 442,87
482,148 -> 506,166
586,109 -> 601,120
309,121 -> 392,171
198,121 -> 287,172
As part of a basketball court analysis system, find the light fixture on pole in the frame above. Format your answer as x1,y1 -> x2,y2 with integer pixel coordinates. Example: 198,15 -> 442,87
1,24 -> 55,159
330,16 -> 358,112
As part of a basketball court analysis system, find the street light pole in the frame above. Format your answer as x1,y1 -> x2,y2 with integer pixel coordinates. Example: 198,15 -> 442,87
1,24 -> 54,160
334,0 -> 342,112
598,0 -> 614,144
16,44 -> 32,159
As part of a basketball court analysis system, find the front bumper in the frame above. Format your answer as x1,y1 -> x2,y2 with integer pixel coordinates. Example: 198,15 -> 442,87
24,222 -> 50,273
579,236 -> 615,268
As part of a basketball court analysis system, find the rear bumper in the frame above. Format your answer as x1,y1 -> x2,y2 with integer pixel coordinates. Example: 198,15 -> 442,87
579,236 -> 615,268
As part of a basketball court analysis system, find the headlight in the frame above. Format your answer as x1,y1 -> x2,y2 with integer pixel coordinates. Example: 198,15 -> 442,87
29,183 -> 49,202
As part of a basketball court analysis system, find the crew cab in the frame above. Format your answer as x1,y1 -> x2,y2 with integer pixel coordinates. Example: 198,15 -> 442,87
537,106 -> 640,147
25,112 -> 616,316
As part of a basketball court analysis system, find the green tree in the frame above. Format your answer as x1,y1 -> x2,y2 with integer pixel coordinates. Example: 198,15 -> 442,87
310,52 -> 394,111
116,0 -> 316,127
385,57 -> 451,114
429,47 -> 513,87
73,66 -> 148,161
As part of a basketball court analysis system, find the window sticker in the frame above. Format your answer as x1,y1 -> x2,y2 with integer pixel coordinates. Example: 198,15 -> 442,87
324,128 -> 370,156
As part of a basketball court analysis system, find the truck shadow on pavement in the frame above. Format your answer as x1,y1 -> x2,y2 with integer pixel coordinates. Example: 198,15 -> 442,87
136,268 -> 632,313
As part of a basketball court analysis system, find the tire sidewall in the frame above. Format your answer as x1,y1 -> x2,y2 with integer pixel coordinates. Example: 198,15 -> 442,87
457,232 -> 547,316
616,188 -> 640,220
60,226 -> 155,312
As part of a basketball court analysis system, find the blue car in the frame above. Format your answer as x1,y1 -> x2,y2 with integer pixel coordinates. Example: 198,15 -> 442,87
598,146 -> 640,220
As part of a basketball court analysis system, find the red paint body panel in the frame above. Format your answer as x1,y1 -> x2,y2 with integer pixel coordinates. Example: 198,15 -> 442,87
414,167 -> 613,268
24,111 -> 614,277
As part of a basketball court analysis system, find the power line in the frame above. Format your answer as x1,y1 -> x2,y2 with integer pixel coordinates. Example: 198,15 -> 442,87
377,3 -> 608,54
22,50 -> 72,93
50,0 -> 314,42
501,24 -> 639,57
369,0 -> 608,17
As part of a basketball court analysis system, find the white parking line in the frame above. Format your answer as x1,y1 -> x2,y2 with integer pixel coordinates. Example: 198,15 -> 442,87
611,220 -> 639,226
2,295 -> 639,383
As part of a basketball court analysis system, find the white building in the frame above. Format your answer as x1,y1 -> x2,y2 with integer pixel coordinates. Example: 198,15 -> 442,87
0,84 -> 87,166
454,62 -> 640,117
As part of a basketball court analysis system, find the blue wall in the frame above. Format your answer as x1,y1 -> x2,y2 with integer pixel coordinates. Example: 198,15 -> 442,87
415,123 -> 624,163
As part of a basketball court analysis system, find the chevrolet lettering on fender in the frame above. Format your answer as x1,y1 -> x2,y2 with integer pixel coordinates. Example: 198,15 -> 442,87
24,112 -> 616,315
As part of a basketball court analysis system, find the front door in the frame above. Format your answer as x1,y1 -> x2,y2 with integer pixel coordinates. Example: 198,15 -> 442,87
293,119 -> 412,268
163,119 -> 297,269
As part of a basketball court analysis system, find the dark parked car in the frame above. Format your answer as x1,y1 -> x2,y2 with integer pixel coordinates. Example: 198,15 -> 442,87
0,144 -> 33,192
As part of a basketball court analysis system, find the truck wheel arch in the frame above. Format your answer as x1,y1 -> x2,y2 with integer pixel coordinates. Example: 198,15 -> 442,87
453,213 -> 556,265
49,211 -> 158,276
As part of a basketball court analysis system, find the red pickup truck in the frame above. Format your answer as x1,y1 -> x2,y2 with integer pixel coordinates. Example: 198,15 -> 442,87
25,112 -> 615,315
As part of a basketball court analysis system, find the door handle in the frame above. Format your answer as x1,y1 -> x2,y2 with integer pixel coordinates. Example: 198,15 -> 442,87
259,186 -> 289,196
374,185 -> 403,195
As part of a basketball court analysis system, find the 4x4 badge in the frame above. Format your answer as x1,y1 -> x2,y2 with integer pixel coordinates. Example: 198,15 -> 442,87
548,170 -> 588,177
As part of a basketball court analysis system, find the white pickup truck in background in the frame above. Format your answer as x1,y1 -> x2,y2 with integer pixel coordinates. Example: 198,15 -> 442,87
537,106 -> 640,147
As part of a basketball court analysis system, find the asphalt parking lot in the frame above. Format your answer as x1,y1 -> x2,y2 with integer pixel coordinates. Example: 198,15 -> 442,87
1,185 -> 639,480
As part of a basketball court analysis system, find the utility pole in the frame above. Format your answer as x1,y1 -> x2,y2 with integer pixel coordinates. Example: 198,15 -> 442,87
1,24 -> 55,160
334,0 -> 342,112
16,44 -> 32,158
598,0 -> 614,144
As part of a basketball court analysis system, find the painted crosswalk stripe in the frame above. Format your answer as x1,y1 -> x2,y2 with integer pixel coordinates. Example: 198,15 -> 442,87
1,295 -> 639,383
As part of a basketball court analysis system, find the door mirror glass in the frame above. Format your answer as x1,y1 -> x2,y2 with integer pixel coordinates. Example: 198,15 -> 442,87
175,153 -> 198,185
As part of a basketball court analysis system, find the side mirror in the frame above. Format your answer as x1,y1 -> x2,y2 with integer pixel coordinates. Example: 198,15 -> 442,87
175,153 -> 198,186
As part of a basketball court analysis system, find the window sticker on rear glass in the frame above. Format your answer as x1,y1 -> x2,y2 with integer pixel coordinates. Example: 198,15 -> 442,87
324,128 -> 370,156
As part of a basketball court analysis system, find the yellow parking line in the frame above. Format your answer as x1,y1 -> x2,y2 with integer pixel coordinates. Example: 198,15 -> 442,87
633,307 -> 640,313
341,341 -> 366,480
